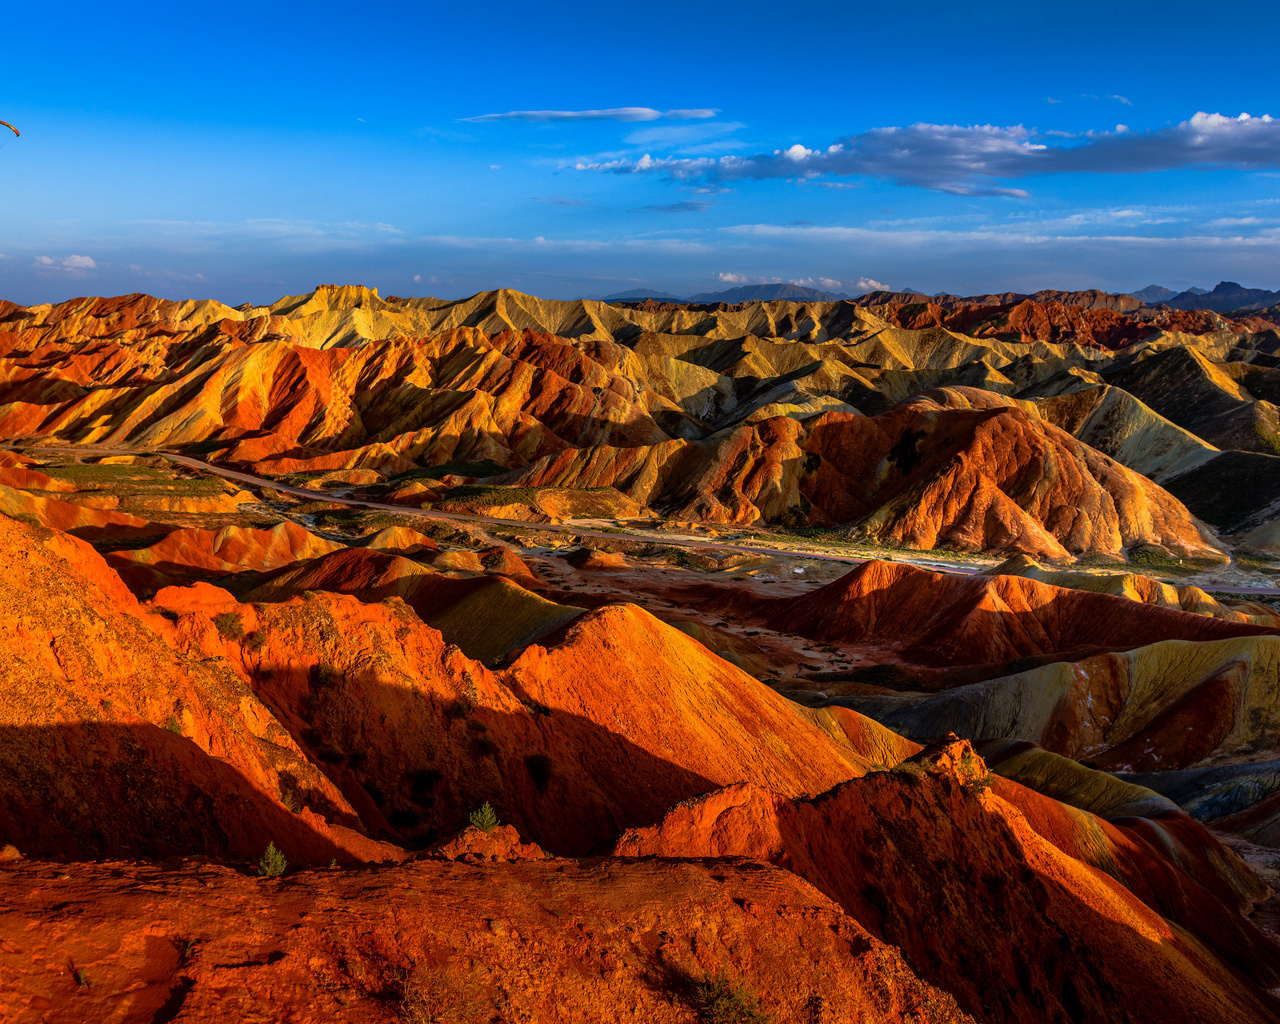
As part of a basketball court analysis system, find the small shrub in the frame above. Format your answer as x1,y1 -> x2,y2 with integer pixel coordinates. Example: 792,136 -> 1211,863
469,802 -> 499,832
688,971 -> 773,1024
281,789 -> 301,813
164,715 -> 182,734
244,630 -> 266,651
397,965 -> 461,1024
525,752 -> 553,791
312,663 -> 342,690
257,842 -> 287,877
891,761 -> 928,784
74,967 -> 91,988
212,612 -> 245,640
444,697 -> 472,721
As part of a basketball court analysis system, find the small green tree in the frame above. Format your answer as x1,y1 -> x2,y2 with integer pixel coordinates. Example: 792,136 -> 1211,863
257,841 -> 287,877
468,802 -> 499,832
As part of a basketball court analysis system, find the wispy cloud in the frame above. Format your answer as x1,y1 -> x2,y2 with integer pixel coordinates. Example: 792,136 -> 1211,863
632,201 -> 713,214
623,121 -> 746,153
464,107 -> 717,123
1083,93 -> 1134,106
721,221 -> 1280,250
534,195 -> 587,206
576,112 -> 1280,196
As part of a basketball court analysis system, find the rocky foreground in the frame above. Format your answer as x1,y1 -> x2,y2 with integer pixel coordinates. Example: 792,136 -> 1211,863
3,287 -> 1280,1022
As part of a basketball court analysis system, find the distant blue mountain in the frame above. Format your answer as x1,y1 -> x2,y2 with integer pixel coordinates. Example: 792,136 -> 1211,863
1128,285 -> 1178,303
1165,281 -> 1280,312
683,283 -> 850,303
602,288 -> 685,301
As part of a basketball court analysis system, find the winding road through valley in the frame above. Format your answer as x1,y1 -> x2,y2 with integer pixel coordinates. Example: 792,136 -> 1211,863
11,442 -> 1280,596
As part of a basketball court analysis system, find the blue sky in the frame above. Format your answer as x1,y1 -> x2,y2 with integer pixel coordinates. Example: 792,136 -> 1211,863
2,0 -> 1279,304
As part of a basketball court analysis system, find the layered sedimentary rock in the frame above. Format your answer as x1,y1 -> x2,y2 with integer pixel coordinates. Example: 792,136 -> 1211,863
5,285 -> 1277,557
615,739 -> 1280,1024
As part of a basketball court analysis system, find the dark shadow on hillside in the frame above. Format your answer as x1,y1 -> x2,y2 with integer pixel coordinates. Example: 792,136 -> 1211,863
240,655 -> 720,858
0,721 -> 349,865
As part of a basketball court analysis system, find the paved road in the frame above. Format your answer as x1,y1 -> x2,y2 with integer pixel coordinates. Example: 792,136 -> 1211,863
11,443 -> 895,569
11,443 -> 1280,595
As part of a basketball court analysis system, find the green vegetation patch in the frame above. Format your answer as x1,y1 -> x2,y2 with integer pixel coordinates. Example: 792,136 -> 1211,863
40,462 -> 227,496
391,459 -> 509,482
442,484 -> 544,506
686,972 -> 773,1024
1126,545 -> 1225,576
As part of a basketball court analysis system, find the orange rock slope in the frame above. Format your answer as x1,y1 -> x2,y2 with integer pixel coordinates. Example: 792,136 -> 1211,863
2,510 -> 1279,1022
701,558 -> 1279,668
615,738 -> 1280,1024
0,287 -> 1244,558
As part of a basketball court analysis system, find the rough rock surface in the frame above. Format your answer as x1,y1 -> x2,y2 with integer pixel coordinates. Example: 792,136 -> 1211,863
0,854 -> 976,1024
615,738 -> 1280,1024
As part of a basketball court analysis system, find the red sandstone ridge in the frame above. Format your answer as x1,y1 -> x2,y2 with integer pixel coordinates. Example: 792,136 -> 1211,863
497,388 -> 1221,557
0,507 -> 882,860
5,282 -> 1280,1024
614,738 -> 1280,1024
0,516 -> 397,864
694,559 -> 1278,669
164,584 -> 881,854
1,286 -> 1267,556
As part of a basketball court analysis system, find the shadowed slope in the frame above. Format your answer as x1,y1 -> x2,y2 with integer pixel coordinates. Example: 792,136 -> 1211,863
756,560 -> 1277,667
615,738 -> 1280,1024
0,515 -> 394,863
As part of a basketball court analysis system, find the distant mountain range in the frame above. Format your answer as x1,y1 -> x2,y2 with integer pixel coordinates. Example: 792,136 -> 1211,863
1128,285 -> 1184,303
605,283 -> 853,303
1162,281 -> 1280,312
603,281 -> 1278,313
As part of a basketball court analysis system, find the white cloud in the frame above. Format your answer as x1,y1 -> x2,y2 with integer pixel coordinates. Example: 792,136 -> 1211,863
34,254 -> 96,276
851,277 -> 888,293
464,107 -> 717,123
1209,216 -> 1263,226
413,274 -> 422,283
576,111 -> 1280,196
787,276 -> 846,291
715,272 -> 778,284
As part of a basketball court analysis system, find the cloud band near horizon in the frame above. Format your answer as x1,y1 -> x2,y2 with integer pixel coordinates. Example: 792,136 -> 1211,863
575,112 -> 1280,196
465,107 -> 717,123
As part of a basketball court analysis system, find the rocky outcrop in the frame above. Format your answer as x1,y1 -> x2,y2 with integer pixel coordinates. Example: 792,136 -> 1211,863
615,739 -> 1280,1024
0,853 -> 976,1024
